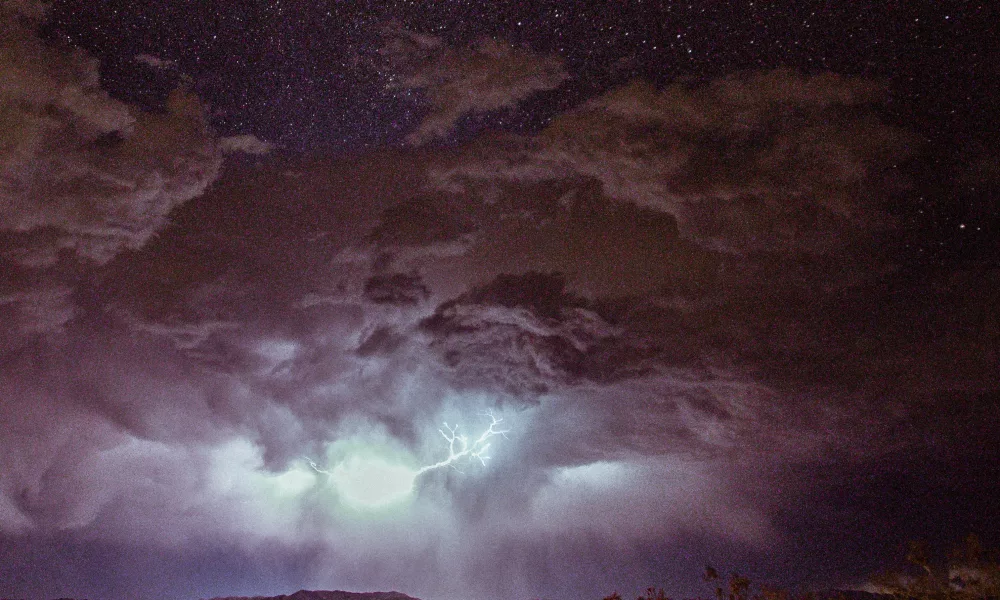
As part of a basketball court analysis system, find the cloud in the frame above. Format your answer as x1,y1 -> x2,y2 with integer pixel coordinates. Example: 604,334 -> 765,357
0,41 -> 996,599
0,8 -> 222,266
380,25 -> 569,144
220,134 -> 275,155
526,458 -> 771,544
430,69 -> 917,255
0,0 -> 47,21
0,58 -> 222,264
0,8 -> 224,339
419,272 -> 618,396
134,53 -> 177,70
0,282 -> 74,343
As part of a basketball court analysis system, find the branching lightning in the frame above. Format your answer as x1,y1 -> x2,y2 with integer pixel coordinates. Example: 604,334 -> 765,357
416,410 -> 510,475
306,410 -> 510,509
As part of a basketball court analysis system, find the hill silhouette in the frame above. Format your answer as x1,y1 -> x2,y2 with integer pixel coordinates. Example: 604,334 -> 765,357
208,590 -> 421,600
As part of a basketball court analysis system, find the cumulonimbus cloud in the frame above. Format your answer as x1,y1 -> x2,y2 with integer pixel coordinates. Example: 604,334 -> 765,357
0,26 -> 996,598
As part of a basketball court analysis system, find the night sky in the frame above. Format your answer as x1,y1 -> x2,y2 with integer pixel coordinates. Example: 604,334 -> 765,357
1,1 -> 998,600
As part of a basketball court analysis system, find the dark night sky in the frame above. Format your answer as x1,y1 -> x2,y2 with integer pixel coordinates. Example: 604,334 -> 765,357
1,1 -> 998,600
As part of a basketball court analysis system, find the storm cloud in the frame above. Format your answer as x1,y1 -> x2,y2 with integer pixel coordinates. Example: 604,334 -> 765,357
1,9 -> 998,600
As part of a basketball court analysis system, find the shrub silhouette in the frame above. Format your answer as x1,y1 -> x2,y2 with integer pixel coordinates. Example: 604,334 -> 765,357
601,536 -> 999,600
603,586 -> 671,600
872,535 -> 1000,600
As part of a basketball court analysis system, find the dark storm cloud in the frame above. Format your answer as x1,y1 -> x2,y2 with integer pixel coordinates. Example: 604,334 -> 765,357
0,3 -> 304,550
399,69 -> 985,472
430,69 -> 916,255
379,25 -> 569,144
1,8 -> 997,599
0,139 -> 797,596
0,2 -> 223,347
0,40 -> 221,266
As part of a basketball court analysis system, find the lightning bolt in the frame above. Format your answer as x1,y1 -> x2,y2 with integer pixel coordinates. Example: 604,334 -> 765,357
416,410 -> 510,475
305,410 -> 509,508
305,457 -> 330,475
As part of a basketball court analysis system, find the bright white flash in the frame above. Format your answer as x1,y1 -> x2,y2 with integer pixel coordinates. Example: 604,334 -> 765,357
328,455 -> 417,508
309,411 -> 509,509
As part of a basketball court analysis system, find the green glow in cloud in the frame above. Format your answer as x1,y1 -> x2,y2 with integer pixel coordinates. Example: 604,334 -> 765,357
330,454 -> 419,508
311,412 -> 509,510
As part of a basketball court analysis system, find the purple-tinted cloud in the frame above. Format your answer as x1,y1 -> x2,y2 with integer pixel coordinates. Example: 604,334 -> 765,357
0,10 -> 997,600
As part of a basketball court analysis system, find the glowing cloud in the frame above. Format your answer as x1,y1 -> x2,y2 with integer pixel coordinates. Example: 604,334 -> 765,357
309,412 -> 509,509
329,455 -> 418,508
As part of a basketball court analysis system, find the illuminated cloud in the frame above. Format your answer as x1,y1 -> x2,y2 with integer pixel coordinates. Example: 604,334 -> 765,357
528,458 -> 771,544
0,283 -> 75,335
